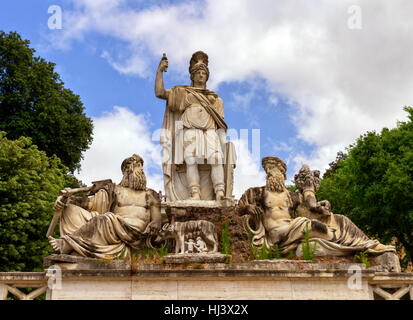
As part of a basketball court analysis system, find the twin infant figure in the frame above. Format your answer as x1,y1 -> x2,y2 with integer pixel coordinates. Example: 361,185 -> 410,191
185,234 -> 208,254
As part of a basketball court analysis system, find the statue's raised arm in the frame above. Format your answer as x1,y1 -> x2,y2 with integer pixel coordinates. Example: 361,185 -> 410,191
155,53 -> 169,100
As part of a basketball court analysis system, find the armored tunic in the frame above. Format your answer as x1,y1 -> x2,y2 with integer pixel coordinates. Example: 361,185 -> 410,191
160,86 -> 229,201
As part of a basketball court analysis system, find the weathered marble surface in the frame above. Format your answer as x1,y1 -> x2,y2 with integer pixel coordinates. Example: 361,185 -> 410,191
42,261 -> 387,300
155,51 -> 236,201
162,253 -> 229,264
44,254 -> 130,270
370,252 -> 401,272
48,154 -> 162,259
50,278 -> 372,300
239,157 -> 397,259
163,204 -> 251,262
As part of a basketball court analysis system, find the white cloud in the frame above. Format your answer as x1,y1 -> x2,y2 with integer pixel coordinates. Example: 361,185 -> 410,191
231,138 -> 267,198
291,143 -> 344,177
57,0 -> 413,176
101,50 -> 148,76
75,106 -> 164,192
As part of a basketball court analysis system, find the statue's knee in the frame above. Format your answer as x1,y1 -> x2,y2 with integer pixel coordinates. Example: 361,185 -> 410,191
63,204 -> 86,219
184,156 -> 198,165
207,153 -> 223,165
310,220 -> 328,234
309,220 -> 335,240
63,204 -> 78,215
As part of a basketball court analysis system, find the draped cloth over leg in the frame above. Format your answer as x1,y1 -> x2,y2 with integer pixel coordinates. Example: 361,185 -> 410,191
160,86 -> 229,201
279,215 -> 395,256
61,213 -> 147,259
239,187 -> 396,256
58,186 -> 150,259
60,189 -> 110,235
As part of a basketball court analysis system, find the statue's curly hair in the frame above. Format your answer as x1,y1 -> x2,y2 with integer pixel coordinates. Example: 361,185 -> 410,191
262,156 -> 287,179
121,154 -> 143,173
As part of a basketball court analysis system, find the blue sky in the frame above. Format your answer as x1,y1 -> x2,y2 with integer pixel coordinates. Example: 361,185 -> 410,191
1,0 -> 412,196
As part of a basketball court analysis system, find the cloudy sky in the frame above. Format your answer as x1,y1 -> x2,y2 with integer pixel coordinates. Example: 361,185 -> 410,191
1,0 -> 412,197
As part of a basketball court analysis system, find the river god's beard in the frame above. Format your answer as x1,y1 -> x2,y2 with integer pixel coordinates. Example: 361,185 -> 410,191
266,171 -> 285,193
120,168 -> 147,191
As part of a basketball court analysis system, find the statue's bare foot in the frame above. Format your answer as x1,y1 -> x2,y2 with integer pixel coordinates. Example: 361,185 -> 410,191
48,236 -> 63,254
189,192 -> 201,200
372,243 -> 392,252
216,190 -> 224,201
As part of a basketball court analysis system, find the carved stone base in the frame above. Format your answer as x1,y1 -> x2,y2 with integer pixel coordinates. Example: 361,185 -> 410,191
162,253 -> 230,264
44,254 -> 130,270
161,203 -> 251,262
370,252 -> 402,272
43,262 -> 404,300
163,199 -> 236,208
252,259 -> 366,271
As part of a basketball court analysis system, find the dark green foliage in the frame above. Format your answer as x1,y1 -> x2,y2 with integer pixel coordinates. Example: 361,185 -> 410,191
136,244 -> 169,259
0,31 -> 93,172
286,184 -> 298,193
301,224 -> 316,261
318,107 -> 413,263
220,220 -> 232,255
0,133 -> 67,271
271,244 -> 281,259
323,151 -> 347,179
354,250 -> 371,268
158,243 -> 169,257
286,250 -> 296,259
247,229 -> 258,259
247,228 -> 282,260
255,244 -> 282,260
131,244 -> 169,263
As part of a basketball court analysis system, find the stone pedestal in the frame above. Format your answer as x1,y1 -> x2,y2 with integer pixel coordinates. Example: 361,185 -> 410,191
3,268 -> 412,300
44,260 -> 377,300
162,253 -> 230,264
41,201 -> 406,300
370,252 -> 402,272
44,254 -> 130,270
162,201 -> 250,262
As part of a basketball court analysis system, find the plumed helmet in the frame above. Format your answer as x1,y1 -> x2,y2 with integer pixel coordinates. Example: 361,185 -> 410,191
189,51 -> 210,80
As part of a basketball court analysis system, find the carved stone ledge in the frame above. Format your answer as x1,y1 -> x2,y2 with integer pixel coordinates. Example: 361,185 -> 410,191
252,259 -> 367,271
44,254 -> 130,270
369,252 -> 402,273
163,199 -> 236,209
162,253 -> 230,264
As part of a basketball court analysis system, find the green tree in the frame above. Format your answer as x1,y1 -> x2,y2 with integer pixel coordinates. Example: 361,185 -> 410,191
318,107 -> 413,262
0,133 -> 67,271
323,151 -> 347,179
0,31 -> 93,172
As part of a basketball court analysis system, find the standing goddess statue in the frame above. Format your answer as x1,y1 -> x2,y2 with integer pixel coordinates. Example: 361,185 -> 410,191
155,51 -> 235,201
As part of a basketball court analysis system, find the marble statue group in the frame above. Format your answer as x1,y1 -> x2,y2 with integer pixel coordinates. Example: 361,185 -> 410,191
47,51 -> 397,265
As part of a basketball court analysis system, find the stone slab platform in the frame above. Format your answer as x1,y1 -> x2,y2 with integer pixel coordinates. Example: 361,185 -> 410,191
44,254 -> 130,270
162,199 -> 236,208
41,256 -> 380,300
40,255 -> 413,300
3,257 -> 412,300
46,265 -> 376,300
2,270 -> 412,300
162,253 -> 230,264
